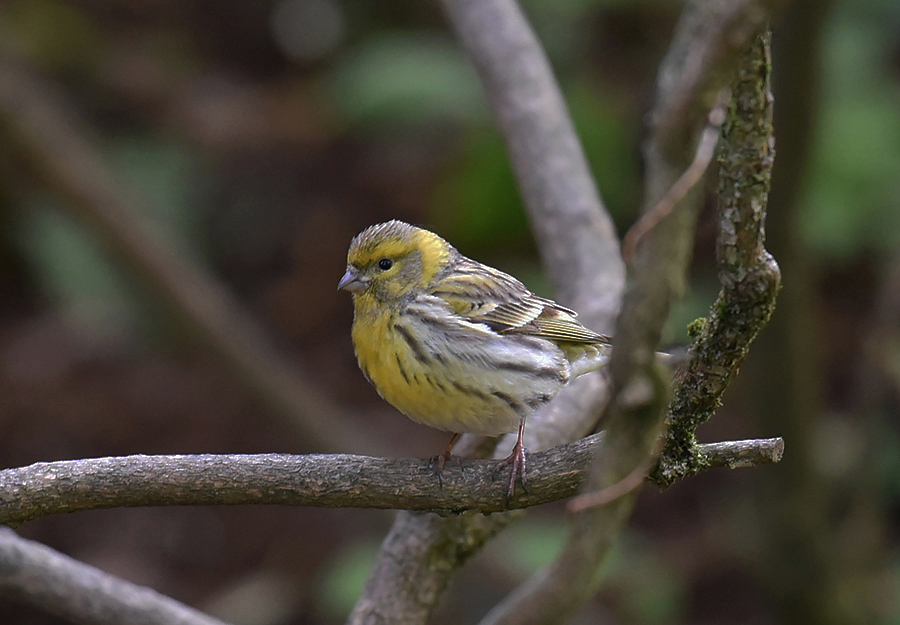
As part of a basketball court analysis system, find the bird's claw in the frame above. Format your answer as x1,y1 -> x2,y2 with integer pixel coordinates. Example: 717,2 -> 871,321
431,450 -> 461,488
494,440 -> 528,500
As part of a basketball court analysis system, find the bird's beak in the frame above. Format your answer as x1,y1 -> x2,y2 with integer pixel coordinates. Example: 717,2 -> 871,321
338,267 -> 368,293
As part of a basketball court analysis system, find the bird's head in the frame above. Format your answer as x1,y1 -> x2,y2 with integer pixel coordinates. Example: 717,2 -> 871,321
338,220 -> 452,303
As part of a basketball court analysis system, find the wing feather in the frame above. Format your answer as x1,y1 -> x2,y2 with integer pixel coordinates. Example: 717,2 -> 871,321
428,256 -> 609,345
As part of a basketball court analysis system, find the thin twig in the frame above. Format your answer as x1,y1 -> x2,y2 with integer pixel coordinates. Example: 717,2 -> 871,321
622,92 -> 728,261
566,455 -> 655,513
701,437 -> 784,469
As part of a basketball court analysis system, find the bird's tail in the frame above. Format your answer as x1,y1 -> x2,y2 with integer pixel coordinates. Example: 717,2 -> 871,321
567,344 -> 679,379
567,343 -> 612,379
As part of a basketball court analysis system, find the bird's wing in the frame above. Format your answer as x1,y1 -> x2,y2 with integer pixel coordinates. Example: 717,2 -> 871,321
429,259 -> 609,345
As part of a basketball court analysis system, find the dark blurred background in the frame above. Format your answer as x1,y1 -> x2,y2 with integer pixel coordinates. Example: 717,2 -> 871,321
1,0 -> 899,624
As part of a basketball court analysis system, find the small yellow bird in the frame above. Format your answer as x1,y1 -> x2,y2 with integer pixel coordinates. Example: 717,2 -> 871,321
338,220 -> 611,496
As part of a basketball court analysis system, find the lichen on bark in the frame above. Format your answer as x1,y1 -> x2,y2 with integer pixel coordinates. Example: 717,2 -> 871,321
652,31 -> 782,488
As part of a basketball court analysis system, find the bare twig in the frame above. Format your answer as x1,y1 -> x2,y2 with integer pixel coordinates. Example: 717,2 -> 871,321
701,437 -> 784,469
0,527 -> 229,625
0,438 -> 782,527
0,52 -> 382,455
566,455 -> 655,513
0,444 -> 590,526
621,93 -> 728,261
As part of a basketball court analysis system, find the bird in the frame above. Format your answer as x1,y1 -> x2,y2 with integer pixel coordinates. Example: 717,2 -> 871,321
338,220 -> 611,497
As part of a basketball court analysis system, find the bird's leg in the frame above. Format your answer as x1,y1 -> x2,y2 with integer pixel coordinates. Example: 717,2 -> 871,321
495,418 -> 528,499
433,432 -> 461,487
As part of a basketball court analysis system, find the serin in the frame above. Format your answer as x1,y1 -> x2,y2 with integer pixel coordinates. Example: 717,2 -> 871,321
338,220 -> 611,497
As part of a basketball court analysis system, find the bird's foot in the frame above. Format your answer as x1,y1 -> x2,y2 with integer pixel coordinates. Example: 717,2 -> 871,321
494,439 -> 528,500
430,450 -> 461,488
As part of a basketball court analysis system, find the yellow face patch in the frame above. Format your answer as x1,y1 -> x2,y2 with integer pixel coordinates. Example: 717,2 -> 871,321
348,237 -> 415,268
347,221 -> 451,271
412,229 -> 450,286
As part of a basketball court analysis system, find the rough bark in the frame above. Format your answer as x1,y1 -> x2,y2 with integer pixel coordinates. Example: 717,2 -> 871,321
0,439 -> 783,527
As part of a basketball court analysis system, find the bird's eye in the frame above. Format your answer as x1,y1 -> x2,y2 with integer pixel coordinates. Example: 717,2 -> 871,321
378,258 -> 393,271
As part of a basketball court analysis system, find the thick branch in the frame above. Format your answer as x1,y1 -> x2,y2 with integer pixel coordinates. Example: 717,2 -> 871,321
0,527 -> 228,625
0,438 -> 782,527
652,31 -> 782,487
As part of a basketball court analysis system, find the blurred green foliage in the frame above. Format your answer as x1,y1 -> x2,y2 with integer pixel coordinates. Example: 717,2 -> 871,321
316,539 -> 380,620
800,2 -> 900,260
430,128 -> 531,250
488,517 -> 567,574
330,33 -> 485,126
487,519 -> 685,624
17,202 -> 136,333
4,0 -> 102,72
12,138 -> 201,339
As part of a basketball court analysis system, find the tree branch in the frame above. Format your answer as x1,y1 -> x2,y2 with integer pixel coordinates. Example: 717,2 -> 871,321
646,0 -> 773,169
480,3 -> 784,624
0,527 -> 229,625
0,438 -> 782,527
701,437 -> 784,470
621,96 -> 727,261
652,31 -> 782,487
0,436 -> 781,623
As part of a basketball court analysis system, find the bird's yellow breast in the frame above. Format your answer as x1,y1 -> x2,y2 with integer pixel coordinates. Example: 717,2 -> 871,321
350,299 -> 522,435
351,306 -> 407,407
